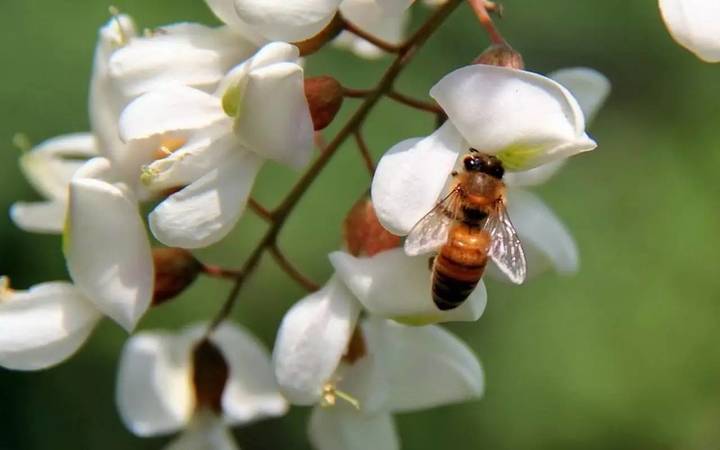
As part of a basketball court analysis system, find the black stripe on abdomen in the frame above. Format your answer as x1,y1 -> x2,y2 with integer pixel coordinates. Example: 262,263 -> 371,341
432,270 -> 479,310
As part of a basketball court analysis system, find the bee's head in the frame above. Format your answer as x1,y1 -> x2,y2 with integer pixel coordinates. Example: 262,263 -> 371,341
463,152 -> 504,179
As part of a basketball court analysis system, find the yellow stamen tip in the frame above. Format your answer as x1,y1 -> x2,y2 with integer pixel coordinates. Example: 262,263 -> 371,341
320,381 -> 361,410
12,133 -> 32,152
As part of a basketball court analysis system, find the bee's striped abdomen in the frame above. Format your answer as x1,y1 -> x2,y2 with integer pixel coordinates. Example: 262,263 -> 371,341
432,226 -> 490,310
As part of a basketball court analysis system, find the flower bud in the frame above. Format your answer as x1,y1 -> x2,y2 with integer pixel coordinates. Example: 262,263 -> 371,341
293,13 -> 344,56
152,248 -> 202,305
343,196 -> 401,257
192,339 -> 229,413
305,76 -> 344,131
474,43 -> 524,70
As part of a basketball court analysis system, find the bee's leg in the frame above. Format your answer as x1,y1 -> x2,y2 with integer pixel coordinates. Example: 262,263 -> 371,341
427,256 -> 436,271
469,148 -> 479,153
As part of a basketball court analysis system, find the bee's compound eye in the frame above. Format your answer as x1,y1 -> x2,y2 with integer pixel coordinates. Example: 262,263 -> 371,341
488,164 -> 505,179
463,156 -> 481,171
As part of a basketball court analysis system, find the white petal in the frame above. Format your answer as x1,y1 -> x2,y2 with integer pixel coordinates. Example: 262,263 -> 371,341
18,133 -> 97,201
234,61 -> 314,168
330,249 -> 487,325
362,318 -> 484,413
272,277 -> 361,405
66,158 -> 153,331
430,65 -> 596,170
503,159 -> 566,188
216,42 -> 301,98
208,323 -> 289,424
119,85 -> 226,142
149,150 -> 263,249
205,0 -> 249,29
233,0 -> 342,42
549,67 -> 610,124
109,24 -> 257,99
0,281 -> 101,370
309,406 -> 399,450
659,0 -> 720,62
338,0 -> 409,58
10,201 -> 66,234
371,122 -> 464,236
503,189 -> 579,278
116,332 -> 194,436
164,411 -> 239,450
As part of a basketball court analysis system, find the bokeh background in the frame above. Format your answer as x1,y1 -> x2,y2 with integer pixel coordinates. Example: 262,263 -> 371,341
2,1 -> 720,449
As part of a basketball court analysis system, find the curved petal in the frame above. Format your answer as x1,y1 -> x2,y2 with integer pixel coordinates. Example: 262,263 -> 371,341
430,65 -> 596,170
66,158 -> 153,331
109,24 -> 257,99
149,150 -> 263,249
362,318 -> 483,413
208,323 -> 289,425
234,62 -> 314,168
0,280 -> 101,370
216,42 -> 301,98
116,332 -> 194,437
272,277 -> 361,405
18,133 -> 97,201
337,0 -> 409,58
119,85 -> 226,142
309,406 -> 399,450
549,67 -> 610,124
10,201 -> 67,234
164,411 -> 238,450
502,189 -> 579,278
659,0 -> 720,62
503,159 -> 565,188
232,0 -> 342,42
329,249 -> 487,325
371,122 -> 464,236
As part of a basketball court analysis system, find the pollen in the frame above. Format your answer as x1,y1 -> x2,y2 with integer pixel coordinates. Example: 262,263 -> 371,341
140,166 -> 159,185
0,276 -> 13,301
320,380 -> 361,410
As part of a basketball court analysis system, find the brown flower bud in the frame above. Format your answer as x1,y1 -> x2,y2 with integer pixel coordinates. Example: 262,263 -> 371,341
474,43 -> 525,70
305,75 -> 344,131
152,248 -> 202,305
192,339 -> 229,413
343,196 -> 401,257
293,13 -> 344,56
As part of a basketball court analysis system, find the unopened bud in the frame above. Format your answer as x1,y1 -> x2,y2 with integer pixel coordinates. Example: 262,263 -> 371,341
474,43 -> 524,70
305,76 -> 344,131
152,248 -> 202,305
293,13 -> 344,56
343,196 -> 400,257
192,339 -> 229,413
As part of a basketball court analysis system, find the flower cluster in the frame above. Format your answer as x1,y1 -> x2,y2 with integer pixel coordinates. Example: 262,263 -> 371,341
3,0 -> 715,448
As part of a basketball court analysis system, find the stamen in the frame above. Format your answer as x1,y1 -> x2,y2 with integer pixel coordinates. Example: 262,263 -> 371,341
140,166 -> 159,185
108,6 -> 128,46
154,136 -> 187,160
0,276 -> 13,300
320,381 -> 360,410
12,133 -> 32,152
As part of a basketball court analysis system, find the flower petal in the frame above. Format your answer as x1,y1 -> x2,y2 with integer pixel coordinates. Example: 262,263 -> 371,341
109,24 -> 257,99
362,318 -> 484,413
503,159 -> 566,187
18,133 -> 97,201
209,323 -> 289,424
233,0 -> 343,42
337,0 -> 409,58
234,61 -> 314,168
329,249 -> 487,325
119,85 -> 226,142
149,150 -> 263,249
659,0 -> 720,62
430,65 -> 596,170
309,406 -> 399,450
502,189 -> 579,278
273,276 -> 361,405
164,411 -> 239,450
10,201 -> 67,234
116,331 -> 194,437
216,42 -> 301,98
0,280 -> 101,370
549,67 -> 610,124
66,158 -> 153,331
371,122 -> 464,236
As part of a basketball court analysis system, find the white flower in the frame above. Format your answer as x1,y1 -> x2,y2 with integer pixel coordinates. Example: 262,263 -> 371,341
371,65 -> 606,279
273,284 -> 483,449
334,0 -> 411,59
10,133 -> 97,234
0,277 -> 102,370
116,322 -> 288,448
119,42 -> 313,248
659,0 -> 720,62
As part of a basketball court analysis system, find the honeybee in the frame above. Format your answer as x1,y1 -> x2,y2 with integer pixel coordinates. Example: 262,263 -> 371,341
404,151 -> 527,310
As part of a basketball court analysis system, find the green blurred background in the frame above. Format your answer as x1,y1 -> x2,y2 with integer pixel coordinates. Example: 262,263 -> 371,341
2,1 -> 720,449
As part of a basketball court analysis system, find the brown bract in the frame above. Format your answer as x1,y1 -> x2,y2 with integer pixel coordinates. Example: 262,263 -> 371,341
474,43 -> 525,70
342,326 -> 367,364
305,76 -> 345,131
343,197 -> 401,257
192,339 -> 230,413
293,13 -> 345,56
151,248 -> 202,305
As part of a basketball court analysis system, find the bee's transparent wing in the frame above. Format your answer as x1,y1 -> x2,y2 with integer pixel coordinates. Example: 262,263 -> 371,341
485,201 -> 527,284
404,187 -> 461,257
